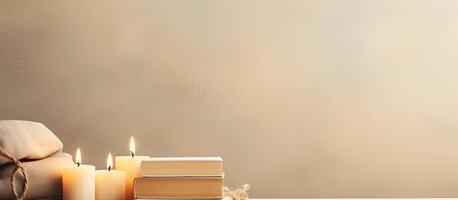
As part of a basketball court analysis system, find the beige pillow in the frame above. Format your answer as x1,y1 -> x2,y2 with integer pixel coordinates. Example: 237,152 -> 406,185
0,120 -> 63,165
0,152 -> 73,200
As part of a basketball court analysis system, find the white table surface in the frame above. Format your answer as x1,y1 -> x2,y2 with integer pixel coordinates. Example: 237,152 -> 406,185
136,198 -> 458,200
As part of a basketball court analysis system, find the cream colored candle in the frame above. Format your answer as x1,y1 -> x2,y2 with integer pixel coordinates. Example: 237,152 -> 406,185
96,153 -> 126,200
115,137 -> 148,200
63,148 -> 95,200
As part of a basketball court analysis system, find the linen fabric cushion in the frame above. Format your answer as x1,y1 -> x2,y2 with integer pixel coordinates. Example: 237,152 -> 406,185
0,120 -> 63,165
0,152 -> 73,199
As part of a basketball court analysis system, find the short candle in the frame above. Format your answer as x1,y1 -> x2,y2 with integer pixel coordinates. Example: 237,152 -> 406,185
115,137 -> 148,200
62,147 -> 95,200
96,152 -> 126,200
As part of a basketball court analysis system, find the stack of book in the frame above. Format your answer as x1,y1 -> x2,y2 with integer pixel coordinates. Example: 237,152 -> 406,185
134,157 -> 224,199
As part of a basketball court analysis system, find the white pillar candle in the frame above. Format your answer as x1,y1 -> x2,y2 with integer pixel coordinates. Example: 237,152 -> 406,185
63,148 -> 95,200
96,153 -> 126,200
115,137 -> 148,200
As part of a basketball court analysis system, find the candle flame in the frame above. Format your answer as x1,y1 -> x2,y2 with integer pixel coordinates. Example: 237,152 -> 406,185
75,147 -> 81,166
107,152 -> 113,171
129,136 -> 135,157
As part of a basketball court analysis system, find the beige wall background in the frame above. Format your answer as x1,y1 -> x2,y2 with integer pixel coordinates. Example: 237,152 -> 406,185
2,0 -> 458,197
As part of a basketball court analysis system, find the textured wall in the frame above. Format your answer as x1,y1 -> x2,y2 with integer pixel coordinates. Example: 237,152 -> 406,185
2,0 -> 458,197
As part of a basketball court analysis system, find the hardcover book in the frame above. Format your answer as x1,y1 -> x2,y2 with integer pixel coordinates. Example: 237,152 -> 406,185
134,175 -> 224,199
141,157 -> 223,176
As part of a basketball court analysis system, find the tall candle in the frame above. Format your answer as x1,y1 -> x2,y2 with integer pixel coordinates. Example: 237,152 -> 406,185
96,153 -> 126,200
115,137 -> 148,200
63,148 -> 95,200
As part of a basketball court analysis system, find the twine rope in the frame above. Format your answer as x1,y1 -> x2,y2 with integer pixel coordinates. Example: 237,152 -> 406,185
0,148 -> 28,200
223,184 -> 250,200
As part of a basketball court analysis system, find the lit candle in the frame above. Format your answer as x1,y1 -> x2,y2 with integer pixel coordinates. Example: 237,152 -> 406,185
115,137 -> 148,200
96,153 -> 126,200
63,147 -> 95,200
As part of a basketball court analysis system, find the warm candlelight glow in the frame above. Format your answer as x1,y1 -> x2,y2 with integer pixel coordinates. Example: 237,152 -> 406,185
96,155 -> 126,200
129,136 -> 135,157
75,147 -> 81,166
63,153 -> 96,200
107,152 -> 113,171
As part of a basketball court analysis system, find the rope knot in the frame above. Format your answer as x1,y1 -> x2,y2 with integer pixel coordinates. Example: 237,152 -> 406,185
0,148 -> 28,200
14,160 -> 20,166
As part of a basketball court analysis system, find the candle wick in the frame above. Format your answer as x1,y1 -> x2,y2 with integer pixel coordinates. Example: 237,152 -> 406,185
130,151 -> 135,157
108,166 -> 111,171
77,162 -> 80,167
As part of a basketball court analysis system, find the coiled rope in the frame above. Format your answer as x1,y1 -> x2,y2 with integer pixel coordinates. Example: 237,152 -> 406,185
223,184 -> 250,200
